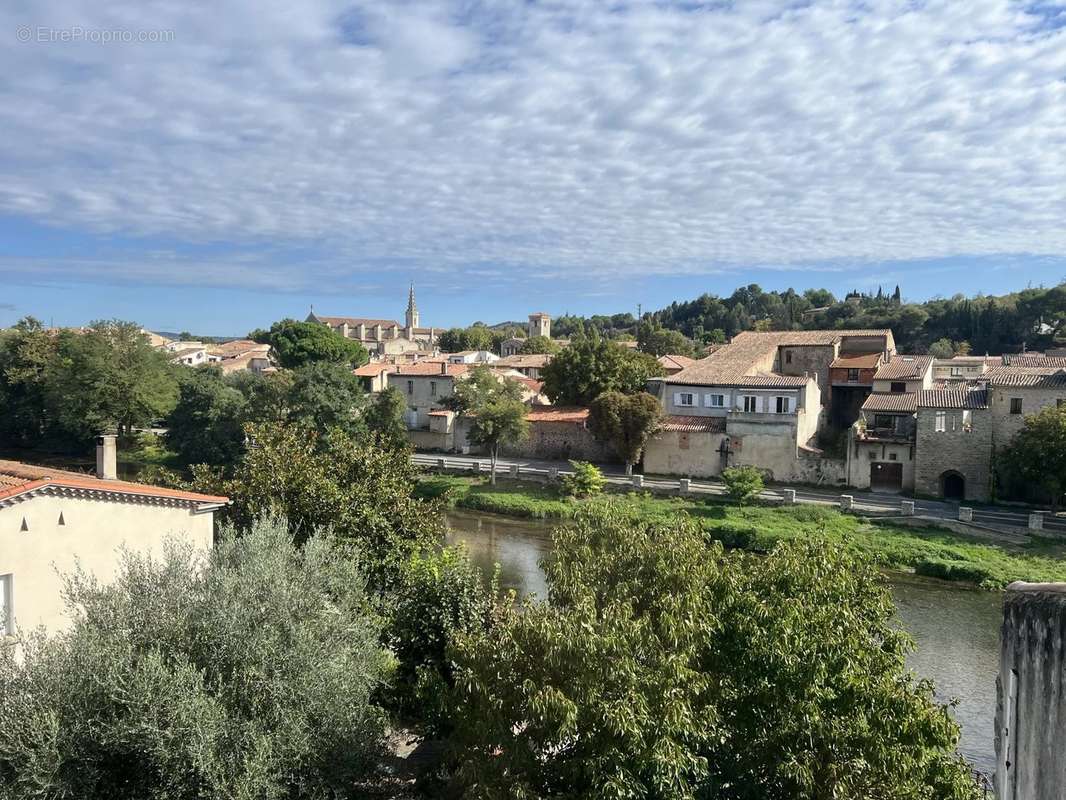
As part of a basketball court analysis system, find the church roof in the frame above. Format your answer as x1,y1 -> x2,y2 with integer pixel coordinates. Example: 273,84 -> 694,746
313,314 -> 402,329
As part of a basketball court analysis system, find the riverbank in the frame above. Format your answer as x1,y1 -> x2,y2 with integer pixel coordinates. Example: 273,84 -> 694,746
417,474 -> 1066,589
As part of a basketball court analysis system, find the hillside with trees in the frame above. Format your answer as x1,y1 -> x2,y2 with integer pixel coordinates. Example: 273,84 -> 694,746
551,282 -> 1066,355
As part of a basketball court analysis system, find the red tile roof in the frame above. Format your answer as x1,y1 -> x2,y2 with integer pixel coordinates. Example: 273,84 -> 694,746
660,415 -> 727,433
986,369 -> 1066,388
353,363 -> 397,377
873,354 -> 932,381
391,362 -> 470,377
658,354 -> 697,370
0,460 -> 228,507
526,407 -> 590,423
830,353 -> 882,369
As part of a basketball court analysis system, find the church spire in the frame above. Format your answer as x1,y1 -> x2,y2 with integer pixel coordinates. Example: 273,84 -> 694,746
405,282 -> 419,330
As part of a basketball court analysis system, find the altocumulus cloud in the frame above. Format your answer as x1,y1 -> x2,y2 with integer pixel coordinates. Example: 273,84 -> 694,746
2,0 -> 1065,289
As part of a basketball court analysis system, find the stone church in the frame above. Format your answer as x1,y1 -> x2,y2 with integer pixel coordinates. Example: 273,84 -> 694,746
307,284 -> 438,356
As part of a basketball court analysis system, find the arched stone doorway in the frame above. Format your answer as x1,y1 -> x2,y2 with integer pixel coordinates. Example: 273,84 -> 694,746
941,471 -> 966,501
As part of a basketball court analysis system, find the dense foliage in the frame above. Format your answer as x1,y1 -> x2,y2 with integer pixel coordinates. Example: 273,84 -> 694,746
0,317 -> 178,450
1000,404 -> 1066,510
363,385 -> 411,450
251,318 -> 369,368
541,331 -> 665,406
437,325 -> 495,353
588,390 -> 663,475
519,335 -> 561,355
549,282 -> 1066,355
636,322 -> 696,357
446,503 -> 981,799
559,460 -> 607,498
192,421 -> 443,589
444,366 -> 529,484
0,519 -> 391,799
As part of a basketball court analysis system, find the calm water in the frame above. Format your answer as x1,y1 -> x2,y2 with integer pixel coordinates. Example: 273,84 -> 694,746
444,509 -> 1002,774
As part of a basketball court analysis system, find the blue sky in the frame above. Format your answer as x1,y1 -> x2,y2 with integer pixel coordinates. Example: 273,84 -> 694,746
3,0 -> 1066,335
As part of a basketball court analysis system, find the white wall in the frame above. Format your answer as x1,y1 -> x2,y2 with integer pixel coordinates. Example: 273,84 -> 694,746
1,495 -> 214,636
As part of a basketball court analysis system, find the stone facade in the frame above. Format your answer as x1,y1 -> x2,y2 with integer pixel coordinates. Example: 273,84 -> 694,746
644,429 -> 728,478
914,406 -> 993,501
501,417 -> 612,462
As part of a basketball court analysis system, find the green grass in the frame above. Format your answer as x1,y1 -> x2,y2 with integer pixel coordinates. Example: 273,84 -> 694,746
416,473 -> 1066,590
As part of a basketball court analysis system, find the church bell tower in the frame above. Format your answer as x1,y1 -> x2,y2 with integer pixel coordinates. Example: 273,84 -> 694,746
405,282 -> 419,331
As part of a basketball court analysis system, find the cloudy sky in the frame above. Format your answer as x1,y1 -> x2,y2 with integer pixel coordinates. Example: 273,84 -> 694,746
3,0 -> 1065,333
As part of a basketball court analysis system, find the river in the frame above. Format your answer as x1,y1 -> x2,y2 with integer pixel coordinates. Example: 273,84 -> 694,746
444,508 -> 1002,775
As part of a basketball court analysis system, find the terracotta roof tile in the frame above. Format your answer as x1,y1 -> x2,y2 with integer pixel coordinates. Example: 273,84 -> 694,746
526,407 -> 590,423
862,392 -> 917,413
658,354 -> 697,370
830,353 -> 882,369
353,363 -> 398,377
0,460 -> 228,506
916,387 -> 990,409
390,363 -> 470,377
496,354 -> 552,369
986,368 -> 1066,388
660,415 -> 727,433
873,355 -> 932,381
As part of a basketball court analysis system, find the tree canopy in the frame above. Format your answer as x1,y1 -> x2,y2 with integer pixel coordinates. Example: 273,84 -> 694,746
446,503 -> 980,799
540,331 -> 665,406
1000,404 -> 1066,509
519,335 -> 561,355
444,366 -> 528,484
587,390 -> 663,475
256,318 -> 369,369
438,325 -> 494,353
636,322 -> 696,357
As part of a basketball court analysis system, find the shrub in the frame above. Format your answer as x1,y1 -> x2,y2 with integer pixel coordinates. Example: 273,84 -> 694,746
384,546 -> 501,730
0,518 -> 391,799
722,465 -> 765,504
559,460 -> 607,498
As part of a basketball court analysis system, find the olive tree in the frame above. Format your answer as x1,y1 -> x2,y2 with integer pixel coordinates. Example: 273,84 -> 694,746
0,519 -> 391,799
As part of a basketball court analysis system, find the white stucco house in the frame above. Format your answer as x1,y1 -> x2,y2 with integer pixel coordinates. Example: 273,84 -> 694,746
0,436 -> 228,640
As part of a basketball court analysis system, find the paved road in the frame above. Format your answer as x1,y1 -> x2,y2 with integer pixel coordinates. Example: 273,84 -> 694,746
413,452 -> 1066,537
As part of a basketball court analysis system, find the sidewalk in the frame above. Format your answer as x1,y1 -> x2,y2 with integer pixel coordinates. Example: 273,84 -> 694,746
412,452 -> 1066,537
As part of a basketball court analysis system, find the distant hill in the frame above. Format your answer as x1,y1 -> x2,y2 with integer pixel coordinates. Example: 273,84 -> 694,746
154,331 -> 242,344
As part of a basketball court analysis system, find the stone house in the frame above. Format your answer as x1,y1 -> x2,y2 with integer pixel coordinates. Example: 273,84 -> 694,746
501,407 -> 613,462
643,415 -> 727,477
932,355 -> 999,383
828,351 -> 885,425
871,354 -> 933,394
913,386 -> 993,501
353,362 -> 397,393
0,437 -> 227,640
847,392 -> 918,492
387,362 -> 471,429
500,337 -> 525,357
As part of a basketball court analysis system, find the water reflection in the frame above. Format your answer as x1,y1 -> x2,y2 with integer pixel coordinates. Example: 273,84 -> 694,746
444,509 -> 1002,774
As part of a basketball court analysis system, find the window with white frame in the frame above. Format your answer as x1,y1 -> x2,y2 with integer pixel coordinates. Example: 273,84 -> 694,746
775,396 -> 790,413
743,395 -> 757,413
430,381 -> 437,397
705,393 -> 725,407
0,574 -> 12,637
935,410 -> 947,432
677,392 -> 694,407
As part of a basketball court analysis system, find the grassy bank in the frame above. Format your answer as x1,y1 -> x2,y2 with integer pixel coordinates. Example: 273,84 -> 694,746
416,474 -> 1066,590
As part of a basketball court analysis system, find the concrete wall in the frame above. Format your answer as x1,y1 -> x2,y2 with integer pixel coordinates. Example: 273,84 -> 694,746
847,437 -> 916,490
996,583 -> 1066,800
0,495 -> 214,636
644,429 -> 727,477
914,407 -> 993,501
790,452 -> 848,486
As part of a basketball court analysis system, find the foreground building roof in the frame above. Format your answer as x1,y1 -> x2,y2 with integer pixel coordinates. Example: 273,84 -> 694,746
873,354 -> 932,381
986,368 -> 1066,389
0,461 -> 228,509
862,392 -> 918,413
659,415 -> 727,433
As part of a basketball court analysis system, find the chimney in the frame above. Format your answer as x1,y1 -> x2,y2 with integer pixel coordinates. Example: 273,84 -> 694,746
96,434 -> 117,480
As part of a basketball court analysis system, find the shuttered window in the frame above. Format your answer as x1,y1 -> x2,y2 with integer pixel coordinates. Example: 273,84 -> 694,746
0,574 -> 12,637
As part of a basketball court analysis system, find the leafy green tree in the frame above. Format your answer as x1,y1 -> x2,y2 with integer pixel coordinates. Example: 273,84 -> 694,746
541,331 -> 665,406
261,318 -> 369,369
195,422 -> 443,589
559,460 -> 606,498
446,503 -> 980,800
1000,404 -> 1066,510
0,317 -> 58,447
363,385 -> 411,450
722,465 -> 765,504
519,335 -> 560,355
439,325 -> 495,353
286,361 -> 365,436
636,322 -> 695,357
446,366 -> 529,485
46,321 -> 178,443
0,518 -> 391,799
164,366 -> 249,467
927,338 -> 958,359
588,391 -> 663,475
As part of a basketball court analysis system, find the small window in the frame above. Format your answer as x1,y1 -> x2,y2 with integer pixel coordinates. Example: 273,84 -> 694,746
888,452 -> 898,461
874,414 -> 894,429
678,393 -> 694,407
707,394 -> 725,407
430,381 -> 437,397
950,366 -> 962,377
407,380 -> 414,396
1009,397 -> 1022,414
785,351 -> 793,365
962,409 -> 972,432
775,396 -> 789,413
847,368 -> 860,383
890,382 -> 906,393
935,410 -> 947,432
743,396 -> 757,413
0,574 -> 11,637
